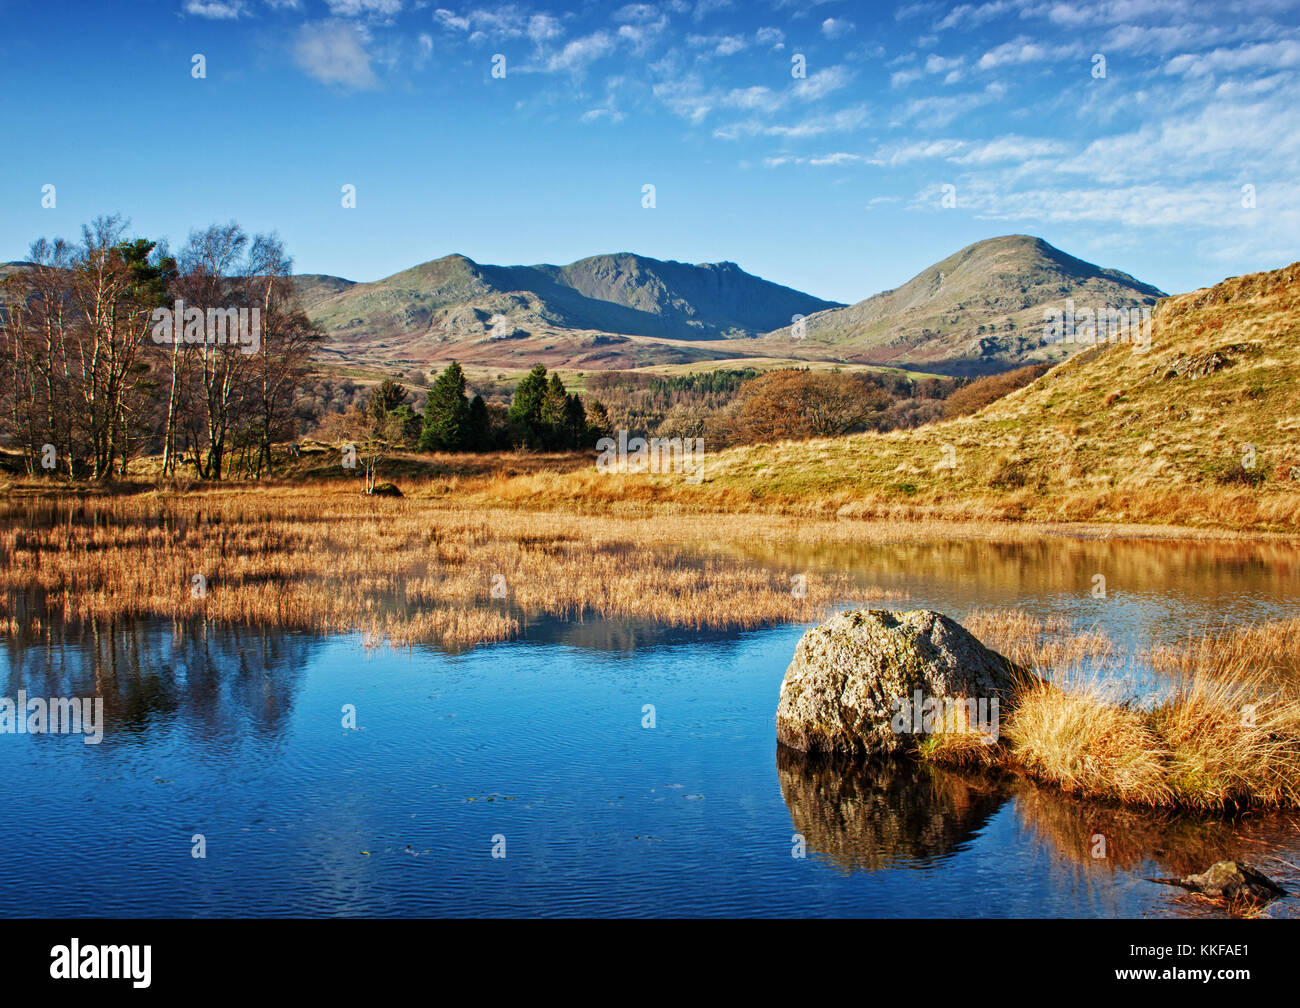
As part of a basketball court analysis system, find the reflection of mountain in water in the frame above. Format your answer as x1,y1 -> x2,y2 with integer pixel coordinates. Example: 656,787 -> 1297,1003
1,616 -> 318,742
777,744 -> 1009,872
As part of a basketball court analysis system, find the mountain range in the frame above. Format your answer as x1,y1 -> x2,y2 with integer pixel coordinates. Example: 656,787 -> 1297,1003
298,252 -> 842,372
296,235 -> 1166,376
752,235 -> 1166,374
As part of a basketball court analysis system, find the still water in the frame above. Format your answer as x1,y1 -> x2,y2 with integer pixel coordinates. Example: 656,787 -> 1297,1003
1,534 -> 1298,917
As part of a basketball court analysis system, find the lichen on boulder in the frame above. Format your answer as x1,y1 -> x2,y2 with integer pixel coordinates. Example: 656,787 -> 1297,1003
776,609 -> 1029,757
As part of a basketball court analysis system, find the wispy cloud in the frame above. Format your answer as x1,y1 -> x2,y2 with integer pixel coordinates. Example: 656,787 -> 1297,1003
326,0 -> 401,18
293,21 -> 378,89
820,18 -> 855,39
544,31 -> 615,73
183,0 -> 247,18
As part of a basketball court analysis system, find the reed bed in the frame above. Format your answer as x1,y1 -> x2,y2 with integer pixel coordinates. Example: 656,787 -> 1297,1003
1149,618 -> 1300,688
929,610 -> 1300,812
0,493 -> 904,648
962,608 -> 1113,673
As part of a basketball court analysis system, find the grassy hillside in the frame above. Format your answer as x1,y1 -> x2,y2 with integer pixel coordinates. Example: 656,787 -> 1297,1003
471,260 -> 1300,531
753,235 -> 1165,376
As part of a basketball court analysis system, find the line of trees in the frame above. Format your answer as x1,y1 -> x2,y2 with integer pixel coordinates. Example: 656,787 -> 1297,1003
0,216 -> 321,480
330,363 -> 612,463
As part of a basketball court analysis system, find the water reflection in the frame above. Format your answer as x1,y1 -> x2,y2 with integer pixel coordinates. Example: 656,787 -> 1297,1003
3,502 -> 1300,916
778,743 -> 1300,916
1,617 -> 315,742
719,535 -> 1300,646
777,745 -> 1008,871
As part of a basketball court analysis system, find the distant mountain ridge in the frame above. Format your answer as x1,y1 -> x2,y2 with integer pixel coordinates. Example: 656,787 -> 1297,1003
757,235 -> 1166,375
303,251 -> 844,369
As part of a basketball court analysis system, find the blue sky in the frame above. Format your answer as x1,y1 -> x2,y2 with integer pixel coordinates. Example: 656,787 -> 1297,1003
1,0 -> 1297,303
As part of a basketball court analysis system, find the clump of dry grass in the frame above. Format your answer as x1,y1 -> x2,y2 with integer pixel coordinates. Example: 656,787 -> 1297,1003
1003,677 -> 1173,805
916,726 -> 1006,769
1149,664 -> 1300,810
973,616 -> 1300,812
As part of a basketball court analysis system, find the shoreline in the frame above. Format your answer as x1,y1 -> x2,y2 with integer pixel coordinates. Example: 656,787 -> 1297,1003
4,474 -> 1299,545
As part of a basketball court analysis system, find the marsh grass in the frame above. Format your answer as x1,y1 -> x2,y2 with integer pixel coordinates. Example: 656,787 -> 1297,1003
948,609 -> 1300,812
0,492 -> 905,648
1149,618 -> 1300,687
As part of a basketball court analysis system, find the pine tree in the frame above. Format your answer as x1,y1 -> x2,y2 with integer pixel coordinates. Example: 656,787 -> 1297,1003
466,394 -> 490,452
368,379 -> 409,422
585,399 -> 612,443
420,361 -> 470,452
508,363 -> 549,448
562,393 -> 588,449
541,373 -> 568,449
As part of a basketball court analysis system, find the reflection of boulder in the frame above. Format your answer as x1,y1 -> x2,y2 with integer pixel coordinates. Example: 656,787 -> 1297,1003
777,609 -> 1026,756
777,744 -> 1009,871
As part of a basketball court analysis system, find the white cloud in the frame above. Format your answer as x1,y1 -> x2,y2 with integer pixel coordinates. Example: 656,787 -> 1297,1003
722,86 -> 780,112
545,31 -> 615,72
618,20 -> 668,53
951,135 -> 1067,163
652,74 -> 714,123
934,1 -> 1014,31
293,21 -> 378,89
688,32 -> 749,55
614,3 -> 660,22
977,36 -> 1079,69
793,66 -> 853,101
809,151 -> 862,166
433,9 -> 470,32
868,139 -> 967,166
714,104 -> 870,139
692,0 -> 733,20
867,135 -> 1065,166
1165,38 -> 1300,77
763,152 -> 863,167
183,0 -> 246,18
528,14 -> 564,43
899,86 -> 1001,126
326,0 -> 401,16
820,18 -> 855,39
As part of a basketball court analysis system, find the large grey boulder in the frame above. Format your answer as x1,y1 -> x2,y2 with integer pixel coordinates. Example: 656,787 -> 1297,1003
776,609 -> 1027,756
